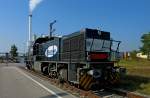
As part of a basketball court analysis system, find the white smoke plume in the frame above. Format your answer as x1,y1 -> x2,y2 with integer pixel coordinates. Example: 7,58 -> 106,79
29,0 -> 43,13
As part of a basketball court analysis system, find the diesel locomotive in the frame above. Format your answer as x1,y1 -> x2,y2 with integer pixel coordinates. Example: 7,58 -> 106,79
26,28 -> 125,90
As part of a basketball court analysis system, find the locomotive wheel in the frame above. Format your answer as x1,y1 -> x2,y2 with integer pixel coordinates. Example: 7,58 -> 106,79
58,74 -> 64,84
26,64 -> 31,70
59,69 -> 67,81
49,71 -> 58,79
26,61 -> 32,70
42,66 -> 48,75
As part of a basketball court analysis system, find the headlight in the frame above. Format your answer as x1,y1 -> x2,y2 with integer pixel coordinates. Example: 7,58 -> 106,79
87,69 -> 102,79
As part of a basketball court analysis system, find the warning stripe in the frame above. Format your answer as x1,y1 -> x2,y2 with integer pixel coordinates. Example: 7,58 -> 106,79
114,72 -> 120,83
81,75 -> 90,87
80,74 -> 87,83
110,74 -> 113,79
80,74 -> 93,90
109,72 -> 120,84
116,73 -> 120,80
84,76 -> 92,90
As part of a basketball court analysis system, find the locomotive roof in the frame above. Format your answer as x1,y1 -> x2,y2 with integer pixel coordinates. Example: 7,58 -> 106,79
33,28 -> 110,45
62,28 -> 93,39
34,36 -> 50,44
62,28 -> 110,39
33,36 -> 60,47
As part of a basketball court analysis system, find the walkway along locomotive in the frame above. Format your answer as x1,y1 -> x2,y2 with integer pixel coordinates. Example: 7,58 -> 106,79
26,28 -> 126,90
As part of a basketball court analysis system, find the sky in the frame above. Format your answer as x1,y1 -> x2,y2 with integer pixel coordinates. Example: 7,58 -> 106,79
0,0 -> 150,53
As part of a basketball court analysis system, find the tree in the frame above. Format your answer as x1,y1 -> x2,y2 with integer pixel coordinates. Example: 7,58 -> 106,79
130,50 -> 138,59
140,32 -> 150,60
10,44 -> 18,60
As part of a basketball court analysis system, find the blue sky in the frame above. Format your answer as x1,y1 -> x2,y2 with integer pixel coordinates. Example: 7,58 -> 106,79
0,0 -> 150,53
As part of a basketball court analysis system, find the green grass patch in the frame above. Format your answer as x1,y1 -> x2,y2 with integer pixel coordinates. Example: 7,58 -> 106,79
120,59 -> 150,77
120,59 -> 150,68
137,83 -> 150,95
118,59 -> 150,96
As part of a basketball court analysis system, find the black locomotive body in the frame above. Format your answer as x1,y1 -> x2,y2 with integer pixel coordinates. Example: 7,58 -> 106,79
26,28 -> 125,90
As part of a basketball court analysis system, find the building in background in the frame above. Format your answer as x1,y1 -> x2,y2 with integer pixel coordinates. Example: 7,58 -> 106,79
136,53 -> 148,59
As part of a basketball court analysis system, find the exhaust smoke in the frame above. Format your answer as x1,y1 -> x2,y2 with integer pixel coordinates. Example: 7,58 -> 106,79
28,0 -> 44,52
29,0 -> 44,13
28,0 -> 44,47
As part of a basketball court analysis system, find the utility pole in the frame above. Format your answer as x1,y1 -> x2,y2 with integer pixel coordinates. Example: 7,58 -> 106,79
49,20 -> 56,38
5,53 -> 8,66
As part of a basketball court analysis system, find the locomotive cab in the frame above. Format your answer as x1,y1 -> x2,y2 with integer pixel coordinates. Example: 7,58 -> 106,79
85,28 -> 121,62
84,29 -> 123,89
60,28 -> 124,90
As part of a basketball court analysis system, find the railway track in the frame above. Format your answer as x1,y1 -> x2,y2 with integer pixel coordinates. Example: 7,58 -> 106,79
19,66 -> 149,98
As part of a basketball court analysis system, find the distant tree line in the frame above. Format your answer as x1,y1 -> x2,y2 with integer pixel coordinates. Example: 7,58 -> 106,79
9,44 -> 18,62
130,32 -> 150,60
140,32 -> 150,60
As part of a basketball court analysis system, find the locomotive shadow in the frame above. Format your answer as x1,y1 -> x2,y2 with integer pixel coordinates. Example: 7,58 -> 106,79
118,75 -> 150,92
40,92 -> 68,98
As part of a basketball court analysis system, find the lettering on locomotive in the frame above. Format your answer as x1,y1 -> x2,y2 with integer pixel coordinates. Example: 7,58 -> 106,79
45,45 -> 58,57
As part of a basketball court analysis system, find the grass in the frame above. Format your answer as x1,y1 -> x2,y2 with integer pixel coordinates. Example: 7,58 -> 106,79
118,59 -> 150,96
120,59 -> 150,77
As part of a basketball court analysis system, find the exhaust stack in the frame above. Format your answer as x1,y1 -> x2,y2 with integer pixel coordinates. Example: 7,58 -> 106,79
49,20 -> 56,38
28,14 -> 32,47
